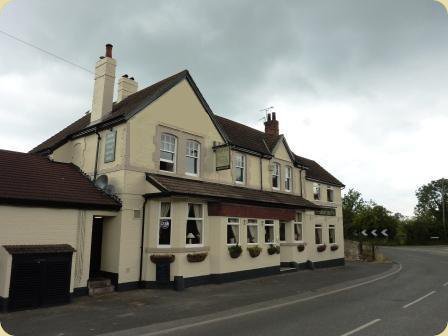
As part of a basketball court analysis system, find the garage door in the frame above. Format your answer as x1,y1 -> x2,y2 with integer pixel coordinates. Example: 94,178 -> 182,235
5,245 -> 74,311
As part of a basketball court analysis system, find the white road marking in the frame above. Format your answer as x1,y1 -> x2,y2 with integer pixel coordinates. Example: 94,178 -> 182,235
443,282 -> 448,287
403,291 -> 437,309
340,319 -> 381,336
98,263 -> 403,336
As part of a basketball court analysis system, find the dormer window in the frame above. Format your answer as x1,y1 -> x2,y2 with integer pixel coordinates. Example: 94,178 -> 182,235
160,133 -> 176,172
234,153 -> 245,183
285,166 -> 292,191
186,140 -> 200,176
272,163 -> 280,189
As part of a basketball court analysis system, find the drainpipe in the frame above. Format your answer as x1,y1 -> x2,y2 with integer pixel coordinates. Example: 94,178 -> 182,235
299,167 -> 303,197
93,131 -> 101,180
259,156 -> 263,191
139,197 -> 149,284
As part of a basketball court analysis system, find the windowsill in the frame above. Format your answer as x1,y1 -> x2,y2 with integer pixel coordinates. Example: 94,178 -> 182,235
227,243 -> 240,246
146,246 -> 210,253
285,190 -> 291,193
235,181 -> 245,185
272,187 -> 280,191
156,245 -> 172,248
159,169 -> 176,174
264,242 -> 275,245
247,242 -> 259,245
186,244 -> 204,248
185,172 -> 199,177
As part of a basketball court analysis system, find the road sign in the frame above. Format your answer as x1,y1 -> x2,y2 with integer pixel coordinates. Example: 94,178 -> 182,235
359,229 -> 389,238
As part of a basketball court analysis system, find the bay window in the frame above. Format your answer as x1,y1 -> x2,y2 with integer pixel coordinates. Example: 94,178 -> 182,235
329,225 -> 336,244
186,140 -> 200,176
294,212 -> 303,242
247,219 -> 258,244
279,221 -> 286,242
234,153 -> 245,183
272,163 -> 280,189
158,202 -> 171,246
285,166 -> 292,191
160,133 -> 176,172
227,218 -> 240,245
186,203 -> 203,245
264,220 -> 275,243
315,224 -> 323,245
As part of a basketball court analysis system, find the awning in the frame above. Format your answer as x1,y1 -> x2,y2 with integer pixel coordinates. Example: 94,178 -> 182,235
145,173 -> 320,210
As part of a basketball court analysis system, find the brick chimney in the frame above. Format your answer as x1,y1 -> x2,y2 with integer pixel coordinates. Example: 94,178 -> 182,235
117,74 -> 138,102
264,112 -> 279,138
90,44 -> 116,123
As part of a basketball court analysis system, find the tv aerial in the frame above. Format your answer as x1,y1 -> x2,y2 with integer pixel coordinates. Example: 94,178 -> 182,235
259,106 -> 274,122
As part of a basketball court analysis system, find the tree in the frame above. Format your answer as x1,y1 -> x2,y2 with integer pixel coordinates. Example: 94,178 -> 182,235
342,189 -> 366,238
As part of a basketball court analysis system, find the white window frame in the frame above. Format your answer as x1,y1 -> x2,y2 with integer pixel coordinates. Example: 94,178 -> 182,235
313,183 -> 321,200
327,187 -> 334,203
227,218 -> 240,246
186,203 -> 204,247
247,219 -> 259,245
329,224 -> 336,244
272,163 -> 280,190
315,224 -> 323,245
160,133 -> 177,173
294,212 -> 303,242
157,202 -> 172,247
284,166 -> 292,192
264,220 -> 275,244
234,153 -> 245,184
279,221 -> 287,242
185,140 -> 200,176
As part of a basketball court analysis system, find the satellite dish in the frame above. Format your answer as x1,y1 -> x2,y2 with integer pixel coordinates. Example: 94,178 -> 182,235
105,184 -> 116,195
95,175 -> 108,190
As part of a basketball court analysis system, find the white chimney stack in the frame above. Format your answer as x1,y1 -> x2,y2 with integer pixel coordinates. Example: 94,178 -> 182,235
117,74 -> 138,102
90,44 -> 116,123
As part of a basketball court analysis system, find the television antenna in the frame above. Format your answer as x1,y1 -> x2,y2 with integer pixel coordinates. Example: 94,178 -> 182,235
259,106 -> 274,122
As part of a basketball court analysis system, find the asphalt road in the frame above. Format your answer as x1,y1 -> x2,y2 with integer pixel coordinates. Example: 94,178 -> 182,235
100,246 -> 448,336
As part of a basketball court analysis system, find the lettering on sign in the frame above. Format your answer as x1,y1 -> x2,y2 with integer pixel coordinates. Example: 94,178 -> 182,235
315,208 -> 336,216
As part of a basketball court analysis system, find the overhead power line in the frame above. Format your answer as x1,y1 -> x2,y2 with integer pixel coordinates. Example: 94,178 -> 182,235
0,29 -> 94,74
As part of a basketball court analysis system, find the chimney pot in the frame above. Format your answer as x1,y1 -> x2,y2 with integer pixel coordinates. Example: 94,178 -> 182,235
130,77 -> 134,80
272,112 -> 276,120
122,74 -> 129,78
105,43 -> 113,58
264,112 -> 279,138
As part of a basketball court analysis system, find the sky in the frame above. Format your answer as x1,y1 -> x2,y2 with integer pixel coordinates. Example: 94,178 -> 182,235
1,0 -> 448,216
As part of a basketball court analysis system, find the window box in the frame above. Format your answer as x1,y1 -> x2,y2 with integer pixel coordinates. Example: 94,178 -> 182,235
267,244 -> 280,255
150,254 -> 175,264
297,243 -> 306,252
187,252 -> 208,263
330,244 -> 339,251
228,244 -> 243,258
247,245 -> 262,258
317,244 -> 327,253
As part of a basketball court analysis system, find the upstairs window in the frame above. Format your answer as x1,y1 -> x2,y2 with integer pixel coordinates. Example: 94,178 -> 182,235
158,202 -> 171,246
186,140 -> 200,176
186,204 -> 203,245
285,166 -> 292,191
247,219 -> 258,244
327,187 -> 334,202
104,130 -> 117,163
160,133 -> 176,172
264,220 -> 275,243
329,225 -> 336,244
227,218 -> 240,245
313,183 -> 321,200
234,154 -> 245,183
315,224 -> 323,245
272,163 -> 280,189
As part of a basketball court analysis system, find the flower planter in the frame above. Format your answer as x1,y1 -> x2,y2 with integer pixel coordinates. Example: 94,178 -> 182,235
267,244 -> 280,255
330,244 -> 339,251
317,244 -> 327,252
297,243 -> 306,252
187,252 -> 208,262
228,245 -> 243,258
150,254 -> 175,264
247,246 -> 262,258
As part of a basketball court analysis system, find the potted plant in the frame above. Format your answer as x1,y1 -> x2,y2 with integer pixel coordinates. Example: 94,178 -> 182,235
247,245 -> 262,258
330,244 -> 339,251
228,244 -> 243,258
317,244 -> 327,252
150,254 -> 175,264
297,243 -> 306,252
187,252 -> 208,262
267,244 -> 280,255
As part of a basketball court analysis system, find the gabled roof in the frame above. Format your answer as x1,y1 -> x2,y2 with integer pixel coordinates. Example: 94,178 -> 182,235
29,70 -> 344,187
0,149 -> 121,210
145,173 -> 320,209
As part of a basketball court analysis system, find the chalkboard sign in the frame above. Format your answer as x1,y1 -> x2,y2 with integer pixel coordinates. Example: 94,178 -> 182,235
156,262 -> 170,285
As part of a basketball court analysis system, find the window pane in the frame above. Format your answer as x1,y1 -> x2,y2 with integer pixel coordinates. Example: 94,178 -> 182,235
294,223 -> 303,241
280,222 -> 286,241
186,220 -> 202,244
327,189 -> 334,202
315,226 -> 322,244
186,157 -> 197,174
160,160 -> 174,172
160,151 -> 174,162
247,224 -> 258,243
265,225 -> 275,243
159,219 -> 171,245
234,154 -> 245,182
313,183 -> 321,200
296,212 -> 303,223
227,224 -> 239,244
329,226 -> 336,244
235,167 -> 244,182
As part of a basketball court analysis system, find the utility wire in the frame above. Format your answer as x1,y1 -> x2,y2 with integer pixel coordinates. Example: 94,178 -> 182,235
0,29 -> 94,75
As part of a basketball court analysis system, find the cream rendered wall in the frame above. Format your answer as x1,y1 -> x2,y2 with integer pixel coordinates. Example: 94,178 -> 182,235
0,247 -> 11,299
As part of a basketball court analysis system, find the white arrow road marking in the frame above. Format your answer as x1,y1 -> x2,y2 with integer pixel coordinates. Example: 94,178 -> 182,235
361,229 -> 368,237
403,291 -> 437,309
371,229 -> 378,237
381,229 -> 389,237
340,319 -> 382,336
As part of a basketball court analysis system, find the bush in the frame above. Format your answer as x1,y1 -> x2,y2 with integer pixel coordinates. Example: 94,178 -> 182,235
330,244 -> 339,251
150,254 -> 175,264
317,244 -> 327,252
187,252 -> 208,263
228,245 -> 243,258
247,245 -> 262,258
267,244 -> 280,255
297,243 -> 306,252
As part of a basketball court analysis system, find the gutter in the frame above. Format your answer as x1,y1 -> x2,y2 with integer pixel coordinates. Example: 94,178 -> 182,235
139,197 -> 148,284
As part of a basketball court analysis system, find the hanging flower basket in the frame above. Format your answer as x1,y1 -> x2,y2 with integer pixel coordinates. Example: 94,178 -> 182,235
187,252 -> 208,263
330,244 -> 339,251
228,245 -> 243,258
317,244 -> 327,252
247,245 -> 262,258
150,254 -> 175,264
297,243 -> 306,252
267,244 -> 280,255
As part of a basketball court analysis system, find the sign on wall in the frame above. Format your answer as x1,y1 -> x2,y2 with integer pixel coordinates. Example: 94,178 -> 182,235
315,208 -> 336,216
215,145 -> 231,171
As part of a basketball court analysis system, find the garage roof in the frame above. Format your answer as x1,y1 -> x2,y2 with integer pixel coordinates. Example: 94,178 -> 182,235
0,149 -> 121,210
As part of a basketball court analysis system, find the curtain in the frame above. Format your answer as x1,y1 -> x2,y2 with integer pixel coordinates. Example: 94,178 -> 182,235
295,224 -> 302,241
248,225 -> 257,243
187,204 -> 203,244
161,202 -> 171,217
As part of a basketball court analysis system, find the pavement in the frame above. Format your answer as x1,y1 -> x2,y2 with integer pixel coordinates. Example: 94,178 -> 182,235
1,246 -> 448,336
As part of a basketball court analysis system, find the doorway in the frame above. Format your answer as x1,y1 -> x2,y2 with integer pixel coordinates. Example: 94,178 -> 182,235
89,217 -> 103,278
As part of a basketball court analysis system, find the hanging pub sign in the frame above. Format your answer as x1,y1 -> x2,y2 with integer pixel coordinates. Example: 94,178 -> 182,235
215,145 -> 231,171
315,208 -> 336,216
